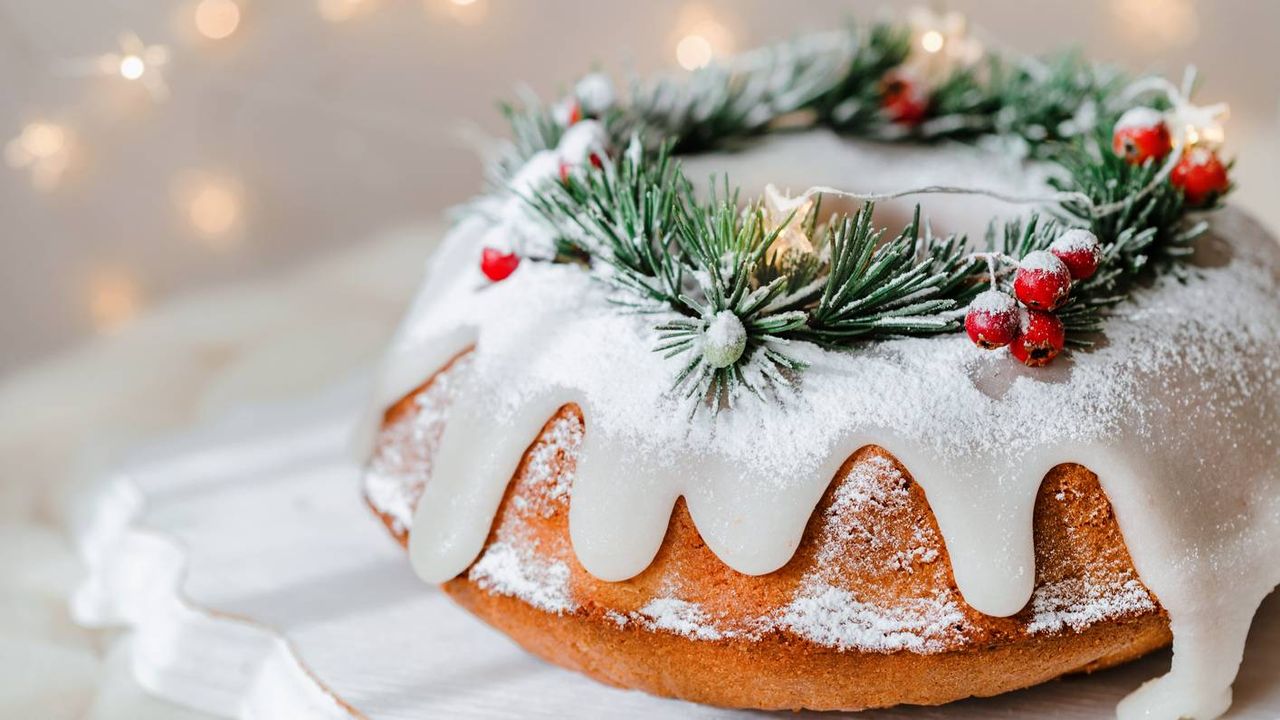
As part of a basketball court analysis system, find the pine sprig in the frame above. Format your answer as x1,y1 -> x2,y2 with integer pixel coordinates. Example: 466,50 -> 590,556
802,206 -> 980,342
525,141 -> 689,312
925,53 -> 1128,154
491,90 -> 565,187
490,19 -> 1230,406
658,197 -> 809,403
1052,136 -> 1203,265
810,23 -> 911,132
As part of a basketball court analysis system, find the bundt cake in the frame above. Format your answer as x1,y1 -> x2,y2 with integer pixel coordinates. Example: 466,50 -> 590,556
358,19 -> 1279,720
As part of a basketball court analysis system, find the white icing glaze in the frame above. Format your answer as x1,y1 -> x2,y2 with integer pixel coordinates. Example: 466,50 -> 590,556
367,134 -> 1280,720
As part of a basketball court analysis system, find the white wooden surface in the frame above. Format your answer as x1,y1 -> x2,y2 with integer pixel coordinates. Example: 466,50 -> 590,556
71,384 -> 1280,719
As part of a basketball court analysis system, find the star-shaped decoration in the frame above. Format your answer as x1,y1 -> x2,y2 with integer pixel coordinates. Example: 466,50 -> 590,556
904,7 -> 985,90
763,184 -> 816,265
1172,99 -> 1229,150
97,33 -> 171,101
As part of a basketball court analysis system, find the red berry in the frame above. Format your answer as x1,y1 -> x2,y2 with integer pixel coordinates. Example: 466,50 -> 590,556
563,100 -> 582,126
1170,147 -> 1230,207
1013,251 -> 1073,311
1009,310 -> 1065,367
1049,229 -> 1103,281
1112,107 -> 1172,165
965,290 -> 1021,349
880,73 -> 929,125
480,247 -> 520,282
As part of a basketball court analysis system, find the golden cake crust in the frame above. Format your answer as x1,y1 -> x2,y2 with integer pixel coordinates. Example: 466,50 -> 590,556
366,361 -> 1172,711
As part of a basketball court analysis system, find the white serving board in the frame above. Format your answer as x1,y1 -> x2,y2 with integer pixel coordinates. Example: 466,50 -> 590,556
71,385 -> 1280,719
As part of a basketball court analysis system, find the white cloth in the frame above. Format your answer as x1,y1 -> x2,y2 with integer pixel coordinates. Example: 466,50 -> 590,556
0,226 -> 439,719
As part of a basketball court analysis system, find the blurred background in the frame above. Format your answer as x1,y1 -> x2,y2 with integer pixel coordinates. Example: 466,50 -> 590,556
1,0 -> 1278,374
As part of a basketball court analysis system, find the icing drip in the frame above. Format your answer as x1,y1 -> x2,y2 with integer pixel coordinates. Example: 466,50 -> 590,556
369,137 -> 1280,719
366,395 -> 1161,652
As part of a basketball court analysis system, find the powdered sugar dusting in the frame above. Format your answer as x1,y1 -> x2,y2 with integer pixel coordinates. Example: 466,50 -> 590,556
364,356 -> 468,532
784,454 -> 969,651
468,540 -> 575,614
780,584 -> 966,653
1028,575 -> 1155,635
629,598 -> 733,641
511,414 -> 582,518
465,412 -> 583,613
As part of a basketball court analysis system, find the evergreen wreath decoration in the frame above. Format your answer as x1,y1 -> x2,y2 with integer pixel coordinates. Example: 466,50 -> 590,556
473,13 -> 1232,405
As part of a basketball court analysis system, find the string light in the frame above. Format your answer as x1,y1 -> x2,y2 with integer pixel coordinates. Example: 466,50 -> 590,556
673,5 -> 732,71
676,34 -> 714,70
95,33 -> 171,100
119,55 -> 145,80
4,122 -> 73,191
87,267 -> 145,334
318,0 -> 373,23
920,30 -> 944,54
1111,0 -> 1198,50
194,0 -> 242,40
1178,104 -> 1228,150
173,171 -> 245,250
903,7 -> 983,89
437,0 -> 486,24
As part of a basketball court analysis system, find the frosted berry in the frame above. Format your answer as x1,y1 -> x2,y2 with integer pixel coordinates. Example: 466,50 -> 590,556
702,311 -> 747,369
964,290 -> 1021,349
1013,251 -> 1073,311
480,247 -> 520,282
1009,310 -> 1065,367
1112,107 -> 1172,165
574,73 -> 615,116
880,73 -> 929,125
1049,229 -> 1103,281
1170,147 -> 1229,207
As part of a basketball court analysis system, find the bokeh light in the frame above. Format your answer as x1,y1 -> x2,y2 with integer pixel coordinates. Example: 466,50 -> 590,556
194,0 -> 242,40
119,55 -> 146,80
673,5 -> 733,71
174,172 -> 245,249
87,267 -> 145,334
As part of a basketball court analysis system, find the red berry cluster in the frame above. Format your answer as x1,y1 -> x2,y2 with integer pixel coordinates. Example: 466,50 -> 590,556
1111,106 -> 1230,207
879,72 -> 929,126
964,229 -> 1101,367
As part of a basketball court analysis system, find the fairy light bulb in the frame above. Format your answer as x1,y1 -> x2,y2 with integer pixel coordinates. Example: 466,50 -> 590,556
95,34 -> 170,100
921,30 -> 944,54
88,267 -> 144,334
119,55 -> 145,80
189,183 -> 240,238
676,34 -> 713,70
174,171 -> 244,249
904,7 -> 983,87
434,0 -> 486,24
5,122 -> 73,190
1174,99 -> 1229,150
1111,0 -> 1198,50
673,5 -> 732,71
318,0 -> 369,22
19,123 -> 66,158
195,0 -> 242,40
